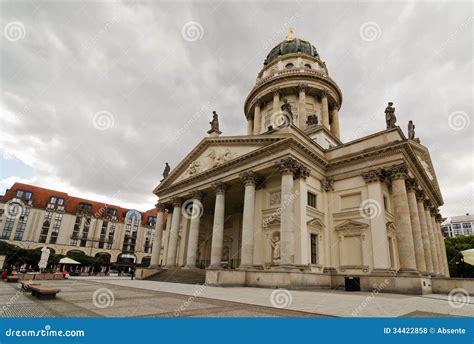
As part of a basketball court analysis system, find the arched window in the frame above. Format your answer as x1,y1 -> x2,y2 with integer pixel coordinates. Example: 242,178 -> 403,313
285,63 -> 294,69
304,63 -> 312,69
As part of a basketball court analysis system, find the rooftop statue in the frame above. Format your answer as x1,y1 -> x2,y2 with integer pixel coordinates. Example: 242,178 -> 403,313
408,120 -> 416,140
163,162 -> 170,179
385,102 -> 397,129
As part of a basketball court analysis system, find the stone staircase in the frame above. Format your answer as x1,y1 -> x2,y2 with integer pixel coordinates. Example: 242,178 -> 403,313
145,267 -> 206,285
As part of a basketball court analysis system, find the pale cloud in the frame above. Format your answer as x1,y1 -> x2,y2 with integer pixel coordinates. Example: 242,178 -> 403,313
0,1 -> 472,216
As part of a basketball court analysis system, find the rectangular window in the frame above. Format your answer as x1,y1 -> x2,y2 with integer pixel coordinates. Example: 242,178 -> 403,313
57,198 -> 64,205
462,223 -> 472,229
307,192 -> 317,208
25,192 -> 32,200
50,197 -> 57,204
310,234 -> 318,264
16,190 -> 24,197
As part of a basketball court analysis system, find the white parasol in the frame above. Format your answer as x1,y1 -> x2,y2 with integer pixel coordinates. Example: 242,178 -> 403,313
38,247 -> 50,270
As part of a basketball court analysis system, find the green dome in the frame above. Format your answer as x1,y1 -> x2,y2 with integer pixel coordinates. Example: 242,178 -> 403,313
264,38 -> 319,65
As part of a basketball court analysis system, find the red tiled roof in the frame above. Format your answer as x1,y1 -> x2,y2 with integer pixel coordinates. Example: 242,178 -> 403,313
1,182 -> 160,225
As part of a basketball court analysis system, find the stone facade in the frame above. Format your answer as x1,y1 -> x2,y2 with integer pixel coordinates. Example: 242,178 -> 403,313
150,33 -> 451,293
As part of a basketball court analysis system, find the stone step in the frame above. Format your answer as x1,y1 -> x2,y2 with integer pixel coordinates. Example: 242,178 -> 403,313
145,267 -> 206,285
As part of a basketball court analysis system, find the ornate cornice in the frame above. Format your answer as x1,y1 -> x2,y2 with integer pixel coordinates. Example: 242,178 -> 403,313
430,207 -> 438,217
244,69 -> 343,114
435,213 -> 443,223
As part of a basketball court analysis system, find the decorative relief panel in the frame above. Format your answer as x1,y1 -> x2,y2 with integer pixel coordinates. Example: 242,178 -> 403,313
269,191 -> 281,206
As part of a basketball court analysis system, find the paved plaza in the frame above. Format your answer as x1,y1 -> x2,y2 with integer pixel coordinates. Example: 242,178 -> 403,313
1,277 -> 472,318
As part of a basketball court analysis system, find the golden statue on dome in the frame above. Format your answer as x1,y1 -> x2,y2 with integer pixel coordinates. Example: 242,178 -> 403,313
286,27 -> 294,41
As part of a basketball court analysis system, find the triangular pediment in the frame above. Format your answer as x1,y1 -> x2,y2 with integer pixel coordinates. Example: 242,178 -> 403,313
307,217 -> 325,228
335,219 -> 369,232
155,136 -> 284,192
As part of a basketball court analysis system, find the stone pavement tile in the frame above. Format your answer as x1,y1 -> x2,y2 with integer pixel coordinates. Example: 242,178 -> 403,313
187,309 -> 280,318
92,306 -> 171,317
0,304 -> 56,318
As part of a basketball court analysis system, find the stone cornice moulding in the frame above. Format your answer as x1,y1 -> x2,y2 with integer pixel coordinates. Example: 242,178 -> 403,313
155,138 -> 328,197
244,72 -> 343,114
327,141 -> 442,206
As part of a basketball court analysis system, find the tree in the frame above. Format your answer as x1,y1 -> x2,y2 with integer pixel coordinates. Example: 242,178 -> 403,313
445,236 -> 474,278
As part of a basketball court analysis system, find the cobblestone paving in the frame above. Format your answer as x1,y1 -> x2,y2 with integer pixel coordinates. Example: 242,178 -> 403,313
0,280 -> 324,318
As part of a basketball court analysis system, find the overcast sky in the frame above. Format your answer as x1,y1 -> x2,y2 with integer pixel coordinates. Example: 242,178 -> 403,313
0,1 -> 472,217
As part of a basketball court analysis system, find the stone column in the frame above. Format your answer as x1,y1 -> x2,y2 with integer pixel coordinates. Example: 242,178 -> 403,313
275,157 -> 299,267
294,165 -> 310,265
209,182 -> 228,269
424,201 -> 440,275
406,180 -> 426,273
330,107 -> 340,139
298,84 -> 307,128
246,117 -> 253,135
150,203 -> 166,267
361,169 -> 391,271
165,197 -> 182,268
416,191 -> 433,274
253,100 -> 262,135
431,208 -> 444,276
436,214 -> 450,277
272,89 -> 280,118
239,172 -> 259,268
184,191 -> 204,269
389,164 -> 417,273
321,90 -> 330,129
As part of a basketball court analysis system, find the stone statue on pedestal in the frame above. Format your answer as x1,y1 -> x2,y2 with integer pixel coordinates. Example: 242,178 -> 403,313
207,111 -> 222,135
271,235 -> 281,261
408,120 -> 416,140
162,162 -> 170,179
385,102 -> 397,129
280,99 -> 293,121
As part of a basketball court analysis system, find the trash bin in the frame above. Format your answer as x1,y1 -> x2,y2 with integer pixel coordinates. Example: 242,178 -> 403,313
344,276 -> 361,291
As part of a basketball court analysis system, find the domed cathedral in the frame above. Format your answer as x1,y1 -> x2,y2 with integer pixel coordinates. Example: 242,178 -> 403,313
147,30 -> 450,295
245,28 -> 342,148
